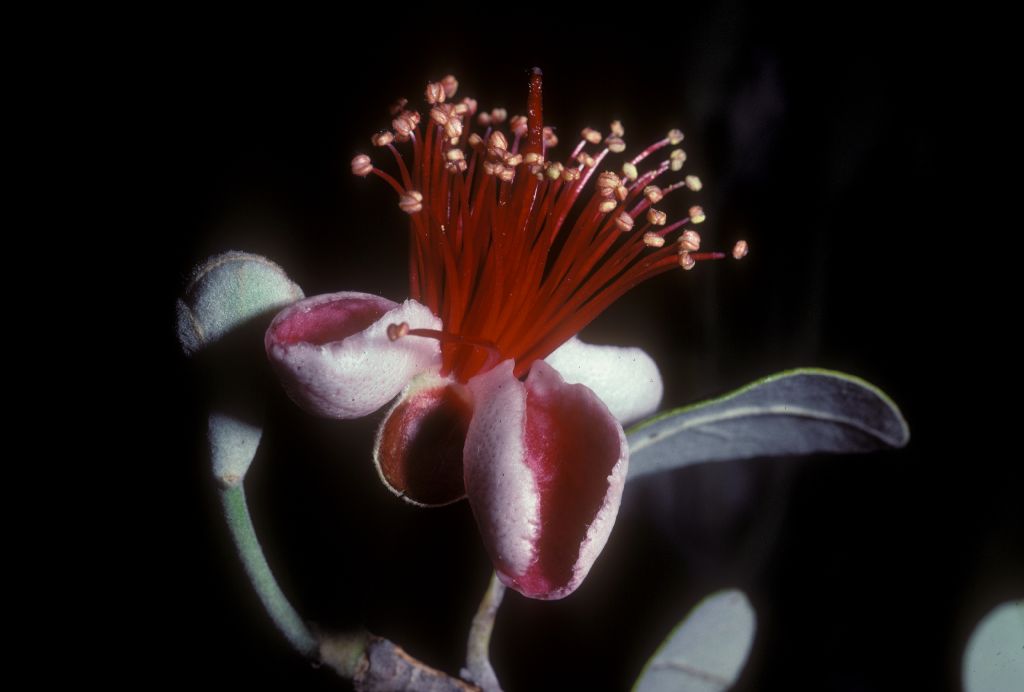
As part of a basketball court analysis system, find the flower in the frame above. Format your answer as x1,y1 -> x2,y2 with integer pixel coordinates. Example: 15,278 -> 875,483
266,70 -> 744,599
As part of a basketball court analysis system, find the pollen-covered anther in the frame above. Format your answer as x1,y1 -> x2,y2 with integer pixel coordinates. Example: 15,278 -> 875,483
582,127 -> 602,144
732,240 -> 749,260
444,118 -> 463,141
499,167 -> 516,183
615,212 -> 634,233
425,81 -> 446,105
615,185 -> 629,202
351,154 -> 373,177
670,149 -> 687,171
399,191 -> 423,214
482,160 -> 499,176
646,208 -> 667,226
441,75 -> 459,99
606,136 -> 626,153
643,232 -> 665,248
546,162 -> 565,180
386,322 -> 410,341
430,106 -> 450,126
490,108 -> 508,124
488,131 -> 509,152
543,126 -> 558,148
371,131 -> 394,147
678,251 -> 696,271
468,133 -> 484,150
598,199 -> 618,213
610,120 -> 625,137
688,205 -> 706,224
504,153 -> 523,167
457,97 -> 476,116
563,167 -> 581,182
667,128 -> 685,145
510,115 -> 528,137
644,185 -> 664,203
389,98 -> 408,117
577,152 -> 596,168
679,229 -> 701,252
622,162 -> 638,181
524,152 -> 544,174
597,171 -> 619,197
393,113 -> 417,139
685,175 -> 703,192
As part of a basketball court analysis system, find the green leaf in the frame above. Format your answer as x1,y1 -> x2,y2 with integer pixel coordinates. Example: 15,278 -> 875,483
632,589 -> 756,692
626,368 -> 909,481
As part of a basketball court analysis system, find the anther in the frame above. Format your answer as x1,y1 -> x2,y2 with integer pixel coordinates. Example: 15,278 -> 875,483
598,198 -> 618,213
351,154 -> 373,177
458,97 -> 477,116
678,251 -> 696,271
610,120 -> 625,137
667,128 -> 685,145
371,131 -> 394,147
685,175 -> 703,191
546,162 -> 564,180
441,75 -> 459,99
670,149 -> 687,172
732,240 -> 749,260
615,212 -> 634,233
389,98 -> 408,117
643,232 -> 666,248
606,136 -> 626,153
543,126 -> 558,148
615,184 -> 629,201
399,191 -> 423,214
504,153 -> 523,167
582,127 -> 602,144
468,133 -> 484,150
679,229 -> 701,252
510,115 -> 528,137
387,322 -> 410,341
425,81 -> 445,105
688,205 -> 706,224
597,171 -> 619,197
647,208 -> 667,226
490,108 -> 508,124
622,162 -> 638,181
577,152 -> 596,168
488,131 -> 508,152
644,185 -> 664,203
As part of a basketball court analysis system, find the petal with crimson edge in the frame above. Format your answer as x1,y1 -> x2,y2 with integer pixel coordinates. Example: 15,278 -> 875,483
265,292 -> 441,419
464,360 -> 628,600
374,373 -> 471,507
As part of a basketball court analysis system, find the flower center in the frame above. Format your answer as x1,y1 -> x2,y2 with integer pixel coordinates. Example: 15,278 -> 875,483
354,69 -> 745,383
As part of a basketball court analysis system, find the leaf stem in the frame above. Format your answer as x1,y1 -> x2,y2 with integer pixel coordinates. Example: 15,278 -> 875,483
218,483 -> 318,658
463,572 -> 506,691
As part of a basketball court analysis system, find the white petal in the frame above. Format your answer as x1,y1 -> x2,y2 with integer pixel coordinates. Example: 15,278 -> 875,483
266,292 -> 441,419
543,336 -> 663,424
463,361 -> 538,576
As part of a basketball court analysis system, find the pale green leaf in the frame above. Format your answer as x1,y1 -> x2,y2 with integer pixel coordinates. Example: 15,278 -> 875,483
627,368 -> 909,480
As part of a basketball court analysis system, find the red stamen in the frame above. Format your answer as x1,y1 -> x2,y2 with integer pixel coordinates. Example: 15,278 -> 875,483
356,71 -> 744,384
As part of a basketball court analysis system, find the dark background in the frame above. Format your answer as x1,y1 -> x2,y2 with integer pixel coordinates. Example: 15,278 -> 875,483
150,10 -> 1018,691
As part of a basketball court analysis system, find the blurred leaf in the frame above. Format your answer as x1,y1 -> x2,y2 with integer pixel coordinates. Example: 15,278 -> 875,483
626,368 -> 909,481
963,599 -> 1024,692
632,589 -> 755,692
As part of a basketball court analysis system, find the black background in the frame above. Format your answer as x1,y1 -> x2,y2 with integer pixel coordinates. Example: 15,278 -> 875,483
149,9 -> 1018,691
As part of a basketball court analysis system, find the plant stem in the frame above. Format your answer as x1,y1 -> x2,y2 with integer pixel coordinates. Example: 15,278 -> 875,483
463,572 -> 506,692
218,483 -> 318,658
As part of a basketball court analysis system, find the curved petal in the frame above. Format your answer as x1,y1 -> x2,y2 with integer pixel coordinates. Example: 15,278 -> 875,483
265,292 -> 441,418
464,360 -> 628,600
373,373 -> 470,507
543,336 -> 663,424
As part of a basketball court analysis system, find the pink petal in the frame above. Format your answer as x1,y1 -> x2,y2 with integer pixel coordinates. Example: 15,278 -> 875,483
544,336 -> 663,424
373,373 -> 470,507
265,292 -> 441,418
464,360 -> 628,600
